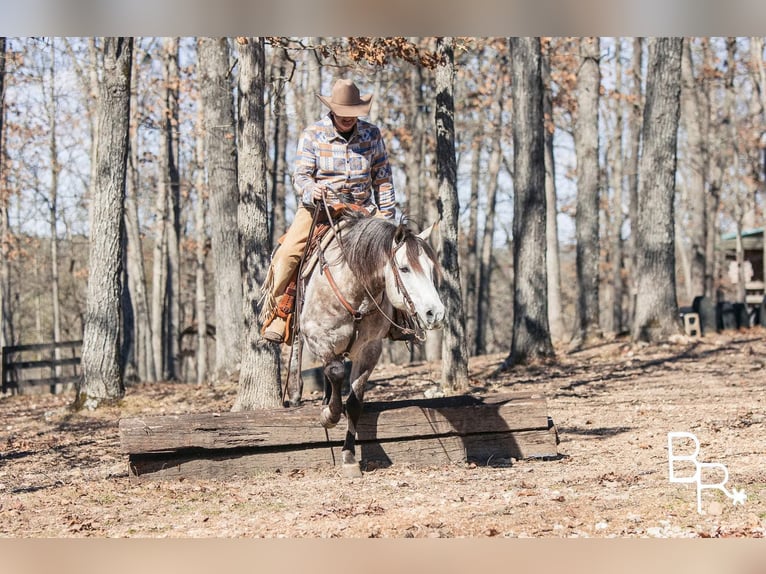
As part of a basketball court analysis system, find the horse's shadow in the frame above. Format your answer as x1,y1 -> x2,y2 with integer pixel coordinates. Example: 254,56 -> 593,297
355,392 -> 560,470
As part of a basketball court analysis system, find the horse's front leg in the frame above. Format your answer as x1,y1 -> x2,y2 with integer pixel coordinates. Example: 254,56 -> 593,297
340,343 -> 381,478
319,357 -> 345,429
340,378 -> 365,478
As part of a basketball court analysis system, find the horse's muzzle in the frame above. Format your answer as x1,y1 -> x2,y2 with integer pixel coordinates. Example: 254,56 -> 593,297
421,304 -> 446,330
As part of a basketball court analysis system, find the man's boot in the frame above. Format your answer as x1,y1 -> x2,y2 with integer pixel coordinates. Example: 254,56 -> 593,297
261,283 -> 297,344
262,315 -> 287,343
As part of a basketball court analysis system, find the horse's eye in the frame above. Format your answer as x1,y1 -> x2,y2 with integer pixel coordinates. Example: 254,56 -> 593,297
399,266 -> 411,274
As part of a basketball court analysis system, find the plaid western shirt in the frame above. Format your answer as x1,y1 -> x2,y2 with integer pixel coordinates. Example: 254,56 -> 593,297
293,114 -> 396,219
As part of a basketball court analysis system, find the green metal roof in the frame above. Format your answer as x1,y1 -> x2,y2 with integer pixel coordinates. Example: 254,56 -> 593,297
720,228 -> 764,241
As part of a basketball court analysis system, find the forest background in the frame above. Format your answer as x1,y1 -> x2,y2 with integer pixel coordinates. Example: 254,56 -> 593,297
0,36 -> 764,407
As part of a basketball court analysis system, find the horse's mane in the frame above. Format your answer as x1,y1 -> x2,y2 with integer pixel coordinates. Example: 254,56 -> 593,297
333,213 -> 441,284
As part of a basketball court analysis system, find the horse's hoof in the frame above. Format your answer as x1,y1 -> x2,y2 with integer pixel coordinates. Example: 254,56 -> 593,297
319,408 -> 337,429
342,463 -> 363,479
287,396 -> 302,408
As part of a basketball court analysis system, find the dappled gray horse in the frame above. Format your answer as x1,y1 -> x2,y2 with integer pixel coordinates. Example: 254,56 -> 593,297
289,213 -> 445,477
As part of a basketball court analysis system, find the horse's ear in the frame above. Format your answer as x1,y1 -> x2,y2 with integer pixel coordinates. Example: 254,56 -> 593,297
418,221 -> 439,242
394,222 -> 407,245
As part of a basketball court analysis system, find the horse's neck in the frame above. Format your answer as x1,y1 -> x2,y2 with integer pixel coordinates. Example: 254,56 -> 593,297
304,240 -> 385,317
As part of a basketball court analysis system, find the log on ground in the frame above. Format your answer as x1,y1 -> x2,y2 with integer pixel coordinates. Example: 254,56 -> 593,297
119,392 -> 559,479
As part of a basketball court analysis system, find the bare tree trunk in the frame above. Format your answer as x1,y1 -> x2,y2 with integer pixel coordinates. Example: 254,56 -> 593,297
269,44 -> 289,244
724,39 -> 748,304
607,38 -> 625,334
434,37 -> 468,394
410,62 -> 428,231
631,37 -> 683,343
475,54 -> 506,356
125,44 -> 155,382
571,36 -> 601,348
0,36 -> 8,349
681,38 -> 708,301
163,37 -> 181,380
541,39 -> 565,342
193,105 -> 209,386
76,37 -> 133,409
465,130 -> 481,353
703,39 -> 722,299
626,37 -> 643,329
150,113 -> 169,380
504,36 -> 554,367
148,38 -> 182,382
198,37 -> 242,380
46,39 -> 62,379
404,52 -> 428,363
233,37 -> 282,410
88,39 -> 100,210
750,36 -> 766,289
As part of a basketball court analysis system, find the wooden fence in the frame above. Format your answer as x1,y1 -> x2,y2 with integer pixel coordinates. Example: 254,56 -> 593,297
1,340 -> 82,394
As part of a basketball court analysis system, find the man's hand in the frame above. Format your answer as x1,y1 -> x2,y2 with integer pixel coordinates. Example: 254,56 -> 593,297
312,183 -> 338,203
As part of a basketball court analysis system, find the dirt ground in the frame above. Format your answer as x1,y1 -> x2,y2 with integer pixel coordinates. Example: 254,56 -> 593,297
1,329 -> 765,538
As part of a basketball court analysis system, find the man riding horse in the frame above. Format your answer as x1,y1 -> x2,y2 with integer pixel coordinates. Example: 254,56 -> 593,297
260,78 -> 398,344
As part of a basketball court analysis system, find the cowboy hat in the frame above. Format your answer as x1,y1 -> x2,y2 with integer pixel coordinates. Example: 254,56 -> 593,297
317,79 -> 372,117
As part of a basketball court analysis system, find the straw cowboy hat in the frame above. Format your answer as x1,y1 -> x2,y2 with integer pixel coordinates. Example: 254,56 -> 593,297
317,79 -> 372,117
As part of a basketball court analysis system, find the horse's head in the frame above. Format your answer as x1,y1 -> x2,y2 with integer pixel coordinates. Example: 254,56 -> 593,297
385,222 -> 445,330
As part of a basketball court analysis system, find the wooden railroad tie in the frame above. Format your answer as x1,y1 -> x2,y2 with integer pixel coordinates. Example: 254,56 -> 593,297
119,392 -> 559,480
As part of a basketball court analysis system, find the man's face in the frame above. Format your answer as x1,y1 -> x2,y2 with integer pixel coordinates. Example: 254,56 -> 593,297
333,114 -> 358,132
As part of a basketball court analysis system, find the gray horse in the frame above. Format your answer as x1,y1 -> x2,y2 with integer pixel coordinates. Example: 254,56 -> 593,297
287,213 -> 445,477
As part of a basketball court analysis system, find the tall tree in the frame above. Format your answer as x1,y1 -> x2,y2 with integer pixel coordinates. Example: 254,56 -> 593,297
406,58 -> 429,233
403,47 -> 430,363
76,37 -> 133,409
193,104 -> 209,386
680,38 -> 708,301
605,38 -> 626,334
163,37 -> 181,381
0,36 -> 8,350
749,36 -> 766,290
541,38 -> 565,342
233,37 -> 282,410
149,37 -> 182,381
465,129 -> 481,353
434,37 -> 468,394
631,37 -> 684,343
125,41 -> 156,382
722,38 -> 748,304
703,38 -> 723,299
269,42 -> 289,245
44,39 -> 63,379
503,36 -> 554,367
198,37 -> 242,380
571,36 -> 601,348
625,38 -> 644,327
475,49 -> 506,356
